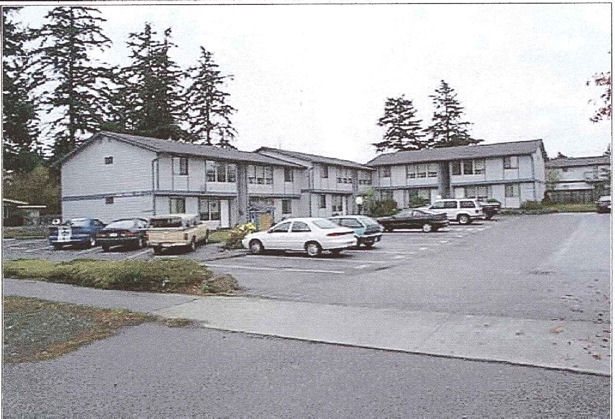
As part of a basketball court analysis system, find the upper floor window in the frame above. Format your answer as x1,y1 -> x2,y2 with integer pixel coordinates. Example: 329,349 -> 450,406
206,161 -> 237,183
381,166 -> 391,178
504,156 -> 519,169
321,166 -> 329,178
248,165 -> 273,185
284,168 -> 293,182
173,157 -> 188,175
336,167 -> 352,184
452,159 -> 485,175
104,156 -> 113,165
358,171 -> 372,185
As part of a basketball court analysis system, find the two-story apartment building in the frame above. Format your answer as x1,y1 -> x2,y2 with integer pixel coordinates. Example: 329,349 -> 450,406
545,155 -> 611,203
60,132 -> 304,227
255,147 -> 375,217
366,140 -> 547,208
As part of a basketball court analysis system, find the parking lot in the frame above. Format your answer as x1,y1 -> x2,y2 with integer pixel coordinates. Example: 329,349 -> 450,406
3,213 -> 610,324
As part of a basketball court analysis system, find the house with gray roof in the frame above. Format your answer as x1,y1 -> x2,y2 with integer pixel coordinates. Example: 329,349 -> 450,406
255,147 -> 375,217
59,132 -> 304,226
366,140 -> 547,208
545,155 -> 611,203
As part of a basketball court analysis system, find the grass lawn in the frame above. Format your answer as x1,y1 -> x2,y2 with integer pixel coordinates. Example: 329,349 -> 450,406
3,296 -> 192,363
3,225 -> 48,239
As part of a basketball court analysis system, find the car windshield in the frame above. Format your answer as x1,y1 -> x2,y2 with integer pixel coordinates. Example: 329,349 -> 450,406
106,220 -> 135,229
150,217 -> 183,228
311,219 -> 339,229
67,219 -> 88,227
359,217 -> 379,226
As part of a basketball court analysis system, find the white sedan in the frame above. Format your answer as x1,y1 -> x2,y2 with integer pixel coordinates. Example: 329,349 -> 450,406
241,217 -> 356,257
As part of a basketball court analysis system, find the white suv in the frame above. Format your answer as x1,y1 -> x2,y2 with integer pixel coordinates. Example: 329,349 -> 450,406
426,199 -> 485,225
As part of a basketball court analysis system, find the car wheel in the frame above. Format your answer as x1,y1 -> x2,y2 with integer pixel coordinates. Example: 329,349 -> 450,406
458,214 -> 471,225
305,242 -> 322,257
102,244 -> 110,252
53,244 -> 62,250
139,237 -> 147,248
249,239 -> 264,255
422,223 -> 433,233
364,242 -> 374,249
153,246 -> 162,255
89,235 -> 97,248
204,231 -> 209,245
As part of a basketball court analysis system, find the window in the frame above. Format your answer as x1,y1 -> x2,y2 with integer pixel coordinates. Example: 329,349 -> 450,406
173,157 -> 189,175
291,221 -> 310,232
504,156 -> 518,169
340,218 -> 362,228
358,171 -> 372,185
284,168 -> 293,182
169,197 -> 185,214
465,186 -> 488,200
332,195 -> 343,213
406,165 -> 416,179
319,194 -> 327,209
247,165 -> 273,185
474,160 -> 485,174
207,161 -> 237,183
381,166 -> 391,178
271,221 -> 291,233
321,166 -> 329,178
380,190 -> 393,201
505,184 -> 519,197
416,164 -> 427,178
452,161 -> 461,176
199,199 -> 221,221
460,200 -> 476,209
428,164 -> 438,178
336,167 -> 352,184
104,156 -> 113,165
282,199 -> 292,214
430,201 -> 445,209
105,197 -> 114,204
463,160 -> 473,175
443,201 -> 457,209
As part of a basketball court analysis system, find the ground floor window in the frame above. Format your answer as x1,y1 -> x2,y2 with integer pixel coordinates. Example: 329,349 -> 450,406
282,199 -> 292,214
407,189 -> 430,207
199,198 -> 221,220
169,197 -> 186,214
505,184 -> 520,198
380,190 -> 394,201
332,195 -> 343,213
319,194 -> 327,209
464,185 -> 489,200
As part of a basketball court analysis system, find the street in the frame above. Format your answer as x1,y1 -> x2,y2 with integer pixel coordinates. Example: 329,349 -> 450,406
2,213 -> 612,417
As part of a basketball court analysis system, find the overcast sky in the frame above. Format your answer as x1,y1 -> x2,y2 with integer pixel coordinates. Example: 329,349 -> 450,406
15,3 -> 612,163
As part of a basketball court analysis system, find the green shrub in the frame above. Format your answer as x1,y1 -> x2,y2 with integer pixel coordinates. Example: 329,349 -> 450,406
3,258 -> 225,294
223,222 -> 257,249
520,200 -> 543,210
367,199 -> 399,217
408,196 -> 430,208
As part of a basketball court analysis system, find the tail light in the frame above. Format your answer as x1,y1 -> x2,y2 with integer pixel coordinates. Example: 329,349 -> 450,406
184,233 -> 189,240
327,231 -> 352,237
97,232 -> 106,238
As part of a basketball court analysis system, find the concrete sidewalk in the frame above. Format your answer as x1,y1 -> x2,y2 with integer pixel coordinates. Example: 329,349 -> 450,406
3,278 -> 610,376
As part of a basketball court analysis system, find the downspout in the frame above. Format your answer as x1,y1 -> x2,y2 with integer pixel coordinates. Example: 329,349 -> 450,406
308,167 -> 313,217
151,155 -> 159,215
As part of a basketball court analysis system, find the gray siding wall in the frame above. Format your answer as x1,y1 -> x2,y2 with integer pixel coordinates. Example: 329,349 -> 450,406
62,137 -> 156,197
63,195 -> 153,224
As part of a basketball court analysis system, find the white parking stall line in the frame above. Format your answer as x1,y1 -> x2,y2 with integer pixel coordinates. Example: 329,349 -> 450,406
24,246 -> 53,253
354,264 -> 369,270
245,255 -> 386,264
126,249 -> 152,260
206,263 -> 345,275
8,247 -> 28,251
76,247 -> 102,255
419,247 -> 429,251
440,240 -> 450,244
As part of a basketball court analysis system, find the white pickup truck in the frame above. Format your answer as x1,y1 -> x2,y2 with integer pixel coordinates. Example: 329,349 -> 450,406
147,214 -> 209,254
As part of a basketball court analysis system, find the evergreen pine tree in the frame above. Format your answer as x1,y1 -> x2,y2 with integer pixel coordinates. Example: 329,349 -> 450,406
373,95 -> 426,152
32,6 -> 112,161
184,46 -> 237,147
424,80 -> 482,148
123,24 -> 185,140
2,7 -> 43,173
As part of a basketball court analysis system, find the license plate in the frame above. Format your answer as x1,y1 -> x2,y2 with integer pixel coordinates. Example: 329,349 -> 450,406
57,227 -> 71,242
110,233 -> 118,237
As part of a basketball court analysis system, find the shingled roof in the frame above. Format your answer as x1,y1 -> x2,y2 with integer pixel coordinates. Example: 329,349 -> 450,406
545,155 -> 611,168
366,139 -> 546,166
59,132 -> 303,168
255,147 -> 374,170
